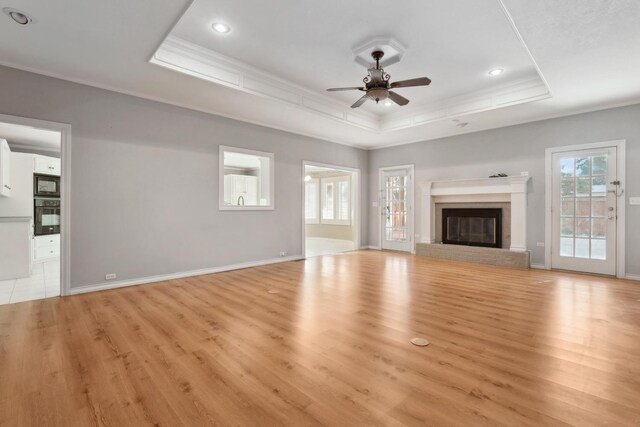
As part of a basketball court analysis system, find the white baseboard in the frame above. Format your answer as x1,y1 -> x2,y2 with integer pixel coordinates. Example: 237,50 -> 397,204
68,255 -> 304,295
625,273 -> 640,281
530,263 -> 547,270
364,245 -> 381,250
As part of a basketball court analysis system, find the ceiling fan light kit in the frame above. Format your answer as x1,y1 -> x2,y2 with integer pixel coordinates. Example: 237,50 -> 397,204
327,50 -> 431,109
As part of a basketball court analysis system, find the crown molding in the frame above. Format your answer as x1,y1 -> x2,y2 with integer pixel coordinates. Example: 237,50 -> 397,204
150,36 -> 381,132
151,34 -> 551,135
379,77 -> 551,131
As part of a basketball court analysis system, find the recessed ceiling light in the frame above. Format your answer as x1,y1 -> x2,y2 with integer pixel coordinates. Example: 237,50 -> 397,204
212,23 -> 231,34
2,7 -> 35,25
488,68 -> 504,76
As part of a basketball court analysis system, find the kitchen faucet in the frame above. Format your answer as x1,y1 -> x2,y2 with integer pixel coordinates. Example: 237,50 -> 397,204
237,195 -> 245,206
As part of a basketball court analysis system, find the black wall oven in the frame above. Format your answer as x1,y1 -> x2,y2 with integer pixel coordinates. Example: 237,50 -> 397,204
34,198 -> 61,236
34,174 -> 60,197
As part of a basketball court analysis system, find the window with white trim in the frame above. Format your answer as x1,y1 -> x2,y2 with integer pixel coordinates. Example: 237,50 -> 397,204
304,178 -> 319,224
219,145 -> 274,210
320,176 -> 350,225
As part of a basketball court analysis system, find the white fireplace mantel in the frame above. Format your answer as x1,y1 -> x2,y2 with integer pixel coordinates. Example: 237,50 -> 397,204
420,176 -> 531,252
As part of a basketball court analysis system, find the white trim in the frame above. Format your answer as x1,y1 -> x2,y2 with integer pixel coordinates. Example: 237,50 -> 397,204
420,175 -> 530,251
378,164 -> 415,253
625,274 -> 640,282
69,255 -> 303,295
530,263 -> 546,270
319,175 -> 351,226
302,161 -> 361,259
0,113 -> 71,297
365,245 -> 381,250
151,36 -> 550,135
218,145 -> 275,211
497,0 -> 553,96
544,140 -> 626,277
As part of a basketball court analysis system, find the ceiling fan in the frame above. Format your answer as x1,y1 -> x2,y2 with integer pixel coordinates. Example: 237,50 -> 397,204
327,50 -> 431,108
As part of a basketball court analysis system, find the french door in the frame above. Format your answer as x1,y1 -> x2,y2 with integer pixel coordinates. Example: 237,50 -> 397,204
551,147 -> 617,275
380,166 -> 413,252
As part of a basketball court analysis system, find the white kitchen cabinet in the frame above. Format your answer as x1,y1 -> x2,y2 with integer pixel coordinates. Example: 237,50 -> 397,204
33,234 -> 60,262
223,174 -> 258,206
0,139 -> 11,197
34,155 -> 61,176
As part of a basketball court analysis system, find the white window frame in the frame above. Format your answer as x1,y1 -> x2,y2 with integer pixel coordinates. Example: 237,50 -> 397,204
305,178 -> 320,224
320,175 -> 351,226
219,145 -> 274,211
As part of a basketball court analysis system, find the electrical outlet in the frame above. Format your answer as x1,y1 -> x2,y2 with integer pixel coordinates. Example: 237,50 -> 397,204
105,273 -> 116,280
279,251 -> 287,257
537,242 -> 545,247
630,197 -> 640,206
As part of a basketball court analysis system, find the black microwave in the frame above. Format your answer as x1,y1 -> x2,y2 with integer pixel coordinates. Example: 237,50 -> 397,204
34,174 -> 60,197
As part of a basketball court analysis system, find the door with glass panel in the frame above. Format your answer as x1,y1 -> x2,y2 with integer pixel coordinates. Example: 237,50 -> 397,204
380,167 -> 412,252
551,148 -> 617,275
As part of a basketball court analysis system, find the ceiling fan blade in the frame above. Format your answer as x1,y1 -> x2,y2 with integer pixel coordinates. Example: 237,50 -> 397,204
326,87 -> 364,92
388,91 -> 410,106
389,77 -> 431,89
351,95 -> 369,108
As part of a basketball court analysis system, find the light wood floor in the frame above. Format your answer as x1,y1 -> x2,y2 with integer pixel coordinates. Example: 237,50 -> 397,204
1,251 -> 640,426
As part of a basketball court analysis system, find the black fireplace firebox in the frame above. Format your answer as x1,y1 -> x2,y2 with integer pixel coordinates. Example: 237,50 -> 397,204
442,208 -> 502,248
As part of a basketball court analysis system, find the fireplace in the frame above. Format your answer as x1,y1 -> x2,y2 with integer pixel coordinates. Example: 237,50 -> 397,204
442,208 -> 502,248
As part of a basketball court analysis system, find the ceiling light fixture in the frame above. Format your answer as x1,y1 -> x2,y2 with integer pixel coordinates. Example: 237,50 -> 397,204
212,22 -> 231,34
2,7 -> 35,25
384,101 -> 392,107
488,68 -> 504,76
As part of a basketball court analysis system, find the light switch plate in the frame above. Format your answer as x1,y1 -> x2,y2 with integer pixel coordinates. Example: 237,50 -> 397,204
630,197 -> 640,206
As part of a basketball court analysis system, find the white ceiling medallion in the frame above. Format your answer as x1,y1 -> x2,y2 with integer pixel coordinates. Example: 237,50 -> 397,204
352,36 -> 407,68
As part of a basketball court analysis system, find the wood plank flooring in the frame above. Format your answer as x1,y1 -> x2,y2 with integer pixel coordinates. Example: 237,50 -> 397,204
1,250 -> 640,426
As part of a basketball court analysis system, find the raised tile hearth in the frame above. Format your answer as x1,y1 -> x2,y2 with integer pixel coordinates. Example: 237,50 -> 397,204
416,243 -> 530,268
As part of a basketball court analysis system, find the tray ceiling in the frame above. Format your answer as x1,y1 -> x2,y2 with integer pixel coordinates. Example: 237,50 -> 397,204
0,0 -> 639,148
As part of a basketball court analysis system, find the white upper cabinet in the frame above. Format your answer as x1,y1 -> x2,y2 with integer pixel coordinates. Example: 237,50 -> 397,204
34,155 -> 61,176
0,139 -> 11,197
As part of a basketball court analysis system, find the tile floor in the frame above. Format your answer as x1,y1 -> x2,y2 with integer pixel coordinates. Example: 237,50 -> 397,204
305,237 -> 355,257
0,259 -> 60,305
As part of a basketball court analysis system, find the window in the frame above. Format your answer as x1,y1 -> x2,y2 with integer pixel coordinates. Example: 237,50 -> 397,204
219,146 -> 274,210
305,178 -> 319,224
320,176 -> 350,225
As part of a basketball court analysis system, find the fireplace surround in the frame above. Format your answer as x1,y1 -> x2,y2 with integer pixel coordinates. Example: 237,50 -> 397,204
417,176 -> 531,268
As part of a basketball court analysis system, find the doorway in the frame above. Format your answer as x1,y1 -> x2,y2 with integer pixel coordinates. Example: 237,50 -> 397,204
546,141 -> 626,276
0,114 -> 70,304
303,162 -> 359,258
379,165 -> 414,252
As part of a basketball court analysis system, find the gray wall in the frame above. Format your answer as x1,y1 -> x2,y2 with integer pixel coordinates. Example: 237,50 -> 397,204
0,66 -> 368,289
369,104 -> 640,274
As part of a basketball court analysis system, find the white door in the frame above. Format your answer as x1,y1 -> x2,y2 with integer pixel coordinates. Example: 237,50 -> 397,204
380,167 -> 413,252
551,147 -> 617,275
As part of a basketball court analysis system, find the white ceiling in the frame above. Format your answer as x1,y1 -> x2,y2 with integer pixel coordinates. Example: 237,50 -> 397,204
0,0 -> 638,149
0,121 -> 61,151
170,0 -> 539,116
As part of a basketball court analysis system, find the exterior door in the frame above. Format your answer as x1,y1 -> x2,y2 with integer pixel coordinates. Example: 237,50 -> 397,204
381,167 -> 412,252
551,147 -> 617,275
